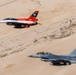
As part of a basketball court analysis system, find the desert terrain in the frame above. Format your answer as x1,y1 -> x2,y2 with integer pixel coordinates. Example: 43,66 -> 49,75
0,0 -> 76,75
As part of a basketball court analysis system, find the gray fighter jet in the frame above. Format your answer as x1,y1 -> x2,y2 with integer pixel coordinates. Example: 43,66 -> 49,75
29,49 -> 76,65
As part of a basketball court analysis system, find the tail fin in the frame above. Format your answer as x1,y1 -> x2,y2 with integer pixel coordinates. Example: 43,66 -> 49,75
29,11 -> 39,18
69,49 -> 76,55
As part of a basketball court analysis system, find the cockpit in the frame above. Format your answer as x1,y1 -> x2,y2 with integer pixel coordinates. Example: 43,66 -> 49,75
36,52 -> 50,55
3,18 -> 17,20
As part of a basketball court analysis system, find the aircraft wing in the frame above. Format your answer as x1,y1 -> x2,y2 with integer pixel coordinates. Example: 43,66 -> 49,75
0,20 -> 34,24
41,58 -> 70,62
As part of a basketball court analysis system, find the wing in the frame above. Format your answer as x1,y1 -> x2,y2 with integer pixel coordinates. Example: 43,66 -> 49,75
41,58 -> 70,62
42,58 -> 72,65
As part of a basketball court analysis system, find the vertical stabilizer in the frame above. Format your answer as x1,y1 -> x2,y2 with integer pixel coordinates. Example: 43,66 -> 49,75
29,11 -> 39,18
69,49 -> 76,55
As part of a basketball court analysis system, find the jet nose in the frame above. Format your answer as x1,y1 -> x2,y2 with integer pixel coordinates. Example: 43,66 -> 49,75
28,55 -> 37,58
28,55 -> 33,57
28,54 -> 41,58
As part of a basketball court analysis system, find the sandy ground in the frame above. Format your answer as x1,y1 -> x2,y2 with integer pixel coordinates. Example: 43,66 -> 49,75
0,0 -> 76,75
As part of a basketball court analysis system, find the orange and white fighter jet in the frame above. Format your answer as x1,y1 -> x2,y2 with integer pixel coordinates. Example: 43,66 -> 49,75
0,11 -> 39,28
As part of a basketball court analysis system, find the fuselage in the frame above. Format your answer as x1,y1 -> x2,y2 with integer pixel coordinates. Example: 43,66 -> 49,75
29,53 -> 76,63
0,11 -> 39,28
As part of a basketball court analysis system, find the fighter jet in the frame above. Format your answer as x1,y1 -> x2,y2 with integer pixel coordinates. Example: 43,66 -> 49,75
0,11 -> 39,28
29,49 -> 76,65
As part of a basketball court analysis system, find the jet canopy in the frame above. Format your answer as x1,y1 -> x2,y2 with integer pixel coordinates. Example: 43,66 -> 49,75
36,52 -> 50,55
3,18 -> 17,20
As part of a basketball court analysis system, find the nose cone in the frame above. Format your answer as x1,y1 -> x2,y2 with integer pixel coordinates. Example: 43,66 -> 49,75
28,54 -> 38,58
28,55 -> 34,57
28,54 -> 41,58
